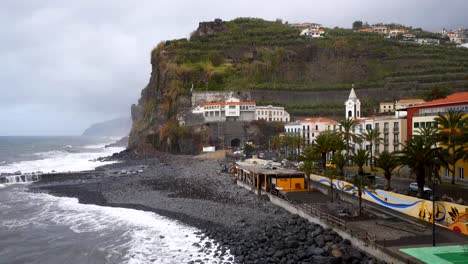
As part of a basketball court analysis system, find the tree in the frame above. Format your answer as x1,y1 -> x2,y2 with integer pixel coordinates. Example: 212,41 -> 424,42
361,128 -> 382,171
423,86 -> 453,102
313,131 -> 343,170
435,110 -> 467,184
338,118 -> 362,162
301,145 -> 320,192
399,127 -> 439,197
243,142 -> 256,157
332,152 -> 347,176
324,169 -> 340,202
352,21 -> 363,30
375,151 -> 399,190
351,149 -> 370,216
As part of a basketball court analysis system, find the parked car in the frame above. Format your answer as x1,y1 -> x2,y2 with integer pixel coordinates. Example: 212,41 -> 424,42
326,160 -> 336,169
408,182 -> 431,193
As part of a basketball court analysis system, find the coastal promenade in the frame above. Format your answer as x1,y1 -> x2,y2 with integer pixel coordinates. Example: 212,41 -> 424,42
264,179 -> 468,264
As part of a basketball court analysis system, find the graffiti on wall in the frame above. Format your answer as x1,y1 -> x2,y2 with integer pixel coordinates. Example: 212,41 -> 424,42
310,174 -> 468,235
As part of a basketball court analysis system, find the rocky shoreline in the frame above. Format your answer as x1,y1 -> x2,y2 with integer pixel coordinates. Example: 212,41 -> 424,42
30,153 -> 385,264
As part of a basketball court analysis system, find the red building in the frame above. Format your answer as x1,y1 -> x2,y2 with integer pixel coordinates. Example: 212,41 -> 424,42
406,92 -> 468,139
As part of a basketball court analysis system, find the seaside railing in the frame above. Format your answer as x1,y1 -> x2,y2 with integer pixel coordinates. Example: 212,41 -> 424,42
269,189 -> 381,246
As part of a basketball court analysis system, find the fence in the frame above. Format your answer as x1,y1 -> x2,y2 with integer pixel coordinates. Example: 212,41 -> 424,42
269,189 -> 376,244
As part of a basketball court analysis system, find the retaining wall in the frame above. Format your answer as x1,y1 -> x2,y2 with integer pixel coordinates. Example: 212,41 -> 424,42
267,193 -> 405,264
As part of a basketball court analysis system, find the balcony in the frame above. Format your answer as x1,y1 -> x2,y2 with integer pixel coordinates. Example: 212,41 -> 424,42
393,128 -> 399,133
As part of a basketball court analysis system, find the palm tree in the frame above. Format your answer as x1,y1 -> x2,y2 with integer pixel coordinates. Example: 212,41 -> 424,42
332,152 -> 347,176
375,151 -> 399,190
351,149 -> 370,216
324,169 -> 340,202
435,110 -> 466,184
361,128 -> 382,171
301,145 -> 320,192
399,127 -> 439,197
338,118 -> 362,161
313,131 -> 342,170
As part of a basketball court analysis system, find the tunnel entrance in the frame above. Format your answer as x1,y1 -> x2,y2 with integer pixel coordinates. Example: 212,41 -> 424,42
230,138 -> 241,148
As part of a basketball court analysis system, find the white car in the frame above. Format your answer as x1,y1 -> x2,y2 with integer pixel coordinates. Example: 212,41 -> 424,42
408,182 -> 431,193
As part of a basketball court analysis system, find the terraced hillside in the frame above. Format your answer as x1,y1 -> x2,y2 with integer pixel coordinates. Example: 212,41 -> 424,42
129,18 -> 468,152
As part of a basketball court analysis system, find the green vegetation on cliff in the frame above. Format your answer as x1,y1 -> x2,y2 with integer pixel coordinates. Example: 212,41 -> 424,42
130,18 -> 468,152
158,18 -> 468,93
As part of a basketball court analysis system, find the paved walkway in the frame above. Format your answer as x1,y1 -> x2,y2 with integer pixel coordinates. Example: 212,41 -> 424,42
285,190 -> 468,264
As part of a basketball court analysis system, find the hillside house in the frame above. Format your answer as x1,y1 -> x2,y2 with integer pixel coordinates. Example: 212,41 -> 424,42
256,105 -> 290,122
300,28 -> 325,38
192,97 -> 256,122
372,25 -> 388,34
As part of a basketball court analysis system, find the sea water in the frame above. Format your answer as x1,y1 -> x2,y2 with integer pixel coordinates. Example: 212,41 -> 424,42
0,136 -> 226,264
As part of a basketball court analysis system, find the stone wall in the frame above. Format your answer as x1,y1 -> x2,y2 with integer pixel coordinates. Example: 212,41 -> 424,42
192,91 -> 252,106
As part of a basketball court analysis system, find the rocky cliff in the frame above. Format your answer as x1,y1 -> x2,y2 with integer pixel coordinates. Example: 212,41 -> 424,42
129,18 -> 468,153
82,117 -> 132,138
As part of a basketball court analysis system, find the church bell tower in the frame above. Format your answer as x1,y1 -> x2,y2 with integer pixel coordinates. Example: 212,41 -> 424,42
345,84 -> 361,119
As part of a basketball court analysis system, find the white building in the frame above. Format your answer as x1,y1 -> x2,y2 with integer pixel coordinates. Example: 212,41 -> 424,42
192,97 -> 256,122
345,86 -> 361,119
284,117 -> 337,144
394,99 -> 425,118
344,88 -> 408,155
379,102 -> 394,113
300,28 -> 325,38
256,105 -> 290,122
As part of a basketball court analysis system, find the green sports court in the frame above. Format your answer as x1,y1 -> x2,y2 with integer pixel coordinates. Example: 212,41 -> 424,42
400,245 -> 468,264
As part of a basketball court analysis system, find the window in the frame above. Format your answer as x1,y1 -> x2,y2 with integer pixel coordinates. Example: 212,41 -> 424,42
414,122 -> 419,128
393,145 -> 399,151
394,122 -> 399,129
445,168 -> 449,177
366,124 -> 372,130
384,145 -> 389,152
375,123 -> 380,131
229,106 -> 235,109
459,167 -> 464,180
348,111 -> 352,118
315,125 -> 318,130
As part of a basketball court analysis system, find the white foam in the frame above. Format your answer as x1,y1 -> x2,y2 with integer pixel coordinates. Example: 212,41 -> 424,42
0,184 -> 5,188
0,147 -> 125,174
3,191 -> 230,263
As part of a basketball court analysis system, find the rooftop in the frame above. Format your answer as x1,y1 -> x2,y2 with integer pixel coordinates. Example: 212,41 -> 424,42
200,101 -> 256,106
408,92 -> 468,109
300,117 -> 338,124
397,99 -> 425,104
236,162 -> 304,176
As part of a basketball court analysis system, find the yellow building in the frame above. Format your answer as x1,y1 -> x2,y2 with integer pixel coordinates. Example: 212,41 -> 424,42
236,163 -> 306,194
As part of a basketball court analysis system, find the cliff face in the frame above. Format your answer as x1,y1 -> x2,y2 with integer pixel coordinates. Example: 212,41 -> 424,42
128,18 -> 468,153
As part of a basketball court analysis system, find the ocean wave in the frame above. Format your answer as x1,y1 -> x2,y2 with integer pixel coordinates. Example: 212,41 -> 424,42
0,147 -> 125,174
1,191 -> 229,263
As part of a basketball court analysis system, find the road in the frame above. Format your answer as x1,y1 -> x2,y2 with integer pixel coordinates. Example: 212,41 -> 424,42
374,175 -> 468,204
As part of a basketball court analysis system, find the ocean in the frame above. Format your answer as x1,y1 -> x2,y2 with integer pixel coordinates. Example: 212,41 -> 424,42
0,136 -> 224,264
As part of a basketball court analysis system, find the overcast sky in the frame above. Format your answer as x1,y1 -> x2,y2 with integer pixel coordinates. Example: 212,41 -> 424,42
1,0 -> 467,136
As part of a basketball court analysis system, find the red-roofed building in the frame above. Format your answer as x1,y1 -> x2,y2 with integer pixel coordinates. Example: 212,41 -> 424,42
284,117 -> 338,144
192,97 -> 256,122
406,92 -> 468,139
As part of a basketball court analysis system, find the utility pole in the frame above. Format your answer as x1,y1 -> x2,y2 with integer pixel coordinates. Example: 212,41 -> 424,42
432,177 -> 436,247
